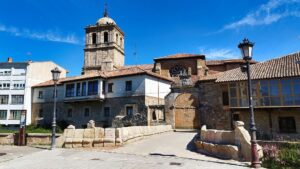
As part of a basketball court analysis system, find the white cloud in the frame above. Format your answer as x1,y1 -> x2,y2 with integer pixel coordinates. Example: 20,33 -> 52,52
0,23 -> 80,44
222,0 -> 300,30
200,47 -> 239,60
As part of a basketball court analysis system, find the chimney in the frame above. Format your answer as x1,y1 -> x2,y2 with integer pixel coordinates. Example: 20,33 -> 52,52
7,57 -> 13,63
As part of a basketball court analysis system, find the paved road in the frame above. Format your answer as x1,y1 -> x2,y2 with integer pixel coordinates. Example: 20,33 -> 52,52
112,131 -> 247,166
0,148 -> 248,169
0,132 -> 249,169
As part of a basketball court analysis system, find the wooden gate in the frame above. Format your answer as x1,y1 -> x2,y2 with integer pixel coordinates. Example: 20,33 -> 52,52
174,93 -> 199,129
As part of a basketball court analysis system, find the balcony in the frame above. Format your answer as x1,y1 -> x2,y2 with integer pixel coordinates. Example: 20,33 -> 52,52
64,94 -> 104,103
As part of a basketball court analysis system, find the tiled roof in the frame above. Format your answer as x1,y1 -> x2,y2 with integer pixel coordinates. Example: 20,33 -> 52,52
216,51 -> 300,82
33,65 -> 172,87
119,64 -> 154,71
199,72 -> 224,81
206,59 -> 257,65
154,53 -> 205,61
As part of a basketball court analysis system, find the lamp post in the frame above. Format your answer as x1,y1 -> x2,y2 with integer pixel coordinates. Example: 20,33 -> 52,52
51,67 -> 61,150
238,38 -> 261,168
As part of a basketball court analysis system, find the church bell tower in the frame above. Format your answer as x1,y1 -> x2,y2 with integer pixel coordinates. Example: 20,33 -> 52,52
83,5 -> 125,74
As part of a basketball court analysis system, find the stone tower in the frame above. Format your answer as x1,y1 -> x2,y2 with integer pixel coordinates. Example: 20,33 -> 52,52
83,6 -> 125,74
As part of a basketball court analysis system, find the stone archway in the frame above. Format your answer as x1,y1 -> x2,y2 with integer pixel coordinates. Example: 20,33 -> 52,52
174,93 -> 199,129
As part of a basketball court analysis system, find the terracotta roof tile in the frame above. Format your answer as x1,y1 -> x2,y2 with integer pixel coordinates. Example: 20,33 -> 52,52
216,51 -> 300,82
33,65 -> 172,87
206,59 -> 257,65
154,53 -> 205,61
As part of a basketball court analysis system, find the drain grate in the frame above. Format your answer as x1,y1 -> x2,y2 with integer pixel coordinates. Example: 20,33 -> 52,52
0,153 -> 6,156
169,162 -> 182,166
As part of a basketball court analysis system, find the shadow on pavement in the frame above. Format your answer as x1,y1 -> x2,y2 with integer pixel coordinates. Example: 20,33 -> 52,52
149,153 -> 176,157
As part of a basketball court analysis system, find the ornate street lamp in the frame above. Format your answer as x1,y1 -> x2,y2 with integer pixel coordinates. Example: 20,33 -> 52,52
51,67 -> 61,150
238,38 -> 261,168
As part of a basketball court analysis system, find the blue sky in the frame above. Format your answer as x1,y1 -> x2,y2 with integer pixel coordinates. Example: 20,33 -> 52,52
0,0 -> 300,76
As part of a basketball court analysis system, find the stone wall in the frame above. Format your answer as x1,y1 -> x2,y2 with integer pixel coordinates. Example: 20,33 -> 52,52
0,133 -> 14,145
0,133 -> 62,146
26,133 -> 62,145
195,121 -> 263,161
154,58 -> 205,77
62,125 -> 172,148
198,81 -> 231,130
234,108 -> 300,140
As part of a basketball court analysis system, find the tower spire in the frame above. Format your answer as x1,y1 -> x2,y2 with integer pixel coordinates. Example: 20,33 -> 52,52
103,3 -> 108,17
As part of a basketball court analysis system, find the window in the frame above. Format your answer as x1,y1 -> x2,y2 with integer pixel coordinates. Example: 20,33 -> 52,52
104,107 -> 110,117
229,83 -> 238,107
228,78 -> 300,107
65,84 -> 75,97
11,95 -> 24,104
76,83 -> 81,96
38,109 -> 43,118
0,110 -> 7,120
12,81 -> 25,89
108,83 -> 113,93
88,81 -> 98,95
116,34 -> 119,45
125,81 -> 132,91
38,91 -> 43,99
152,111 -> 157,120
82,82 -> 87,96
126,106 -> 133,116
9,110 -> 21,120
84,108 -> 90,117
0,71 -> 11,76
222,91 -> 229,106
169,65 -> 186,77
102,81 -> 106,94
67,109 -> 72,118
0,82 -> 10,90
92,33 -> 97,44
279,117 -> 296,133
120,37 -> 123,48
104,32 -> 108,43
0,95 -> 9,104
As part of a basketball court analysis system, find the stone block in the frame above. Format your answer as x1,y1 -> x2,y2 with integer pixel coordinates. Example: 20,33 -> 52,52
104,128 -> 116,147
72,129 -> 84,148
93,127 -> 104,147
64,128 -> 75,148
82,128 -> 95,148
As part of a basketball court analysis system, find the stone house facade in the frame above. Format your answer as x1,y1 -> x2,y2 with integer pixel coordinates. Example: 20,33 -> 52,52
216,52 -> 300,140
32,67 -> 171,128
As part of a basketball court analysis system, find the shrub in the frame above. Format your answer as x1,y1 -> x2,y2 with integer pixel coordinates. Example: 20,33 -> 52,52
279,148 -> 300,167
261,143 -> 300,169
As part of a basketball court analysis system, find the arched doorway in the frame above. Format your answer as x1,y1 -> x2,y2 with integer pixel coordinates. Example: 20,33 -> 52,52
174,93 -> 199,129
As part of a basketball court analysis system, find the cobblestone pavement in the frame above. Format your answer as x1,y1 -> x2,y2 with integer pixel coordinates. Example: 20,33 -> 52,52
0,148 -> 249,169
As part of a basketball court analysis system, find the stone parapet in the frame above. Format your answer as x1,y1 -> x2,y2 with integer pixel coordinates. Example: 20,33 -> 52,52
61,125 -> 172,148
0,133 -> 14,145
195,121 -> 263,162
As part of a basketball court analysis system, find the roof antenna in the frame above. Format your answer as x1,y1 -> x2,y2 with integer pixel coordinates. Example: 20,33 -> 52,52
103,2 -> 108,17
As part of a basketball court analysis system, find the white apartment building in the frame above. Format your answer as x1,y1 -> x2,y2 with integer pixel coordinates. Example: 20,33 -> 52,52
0,57 -> 67,126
